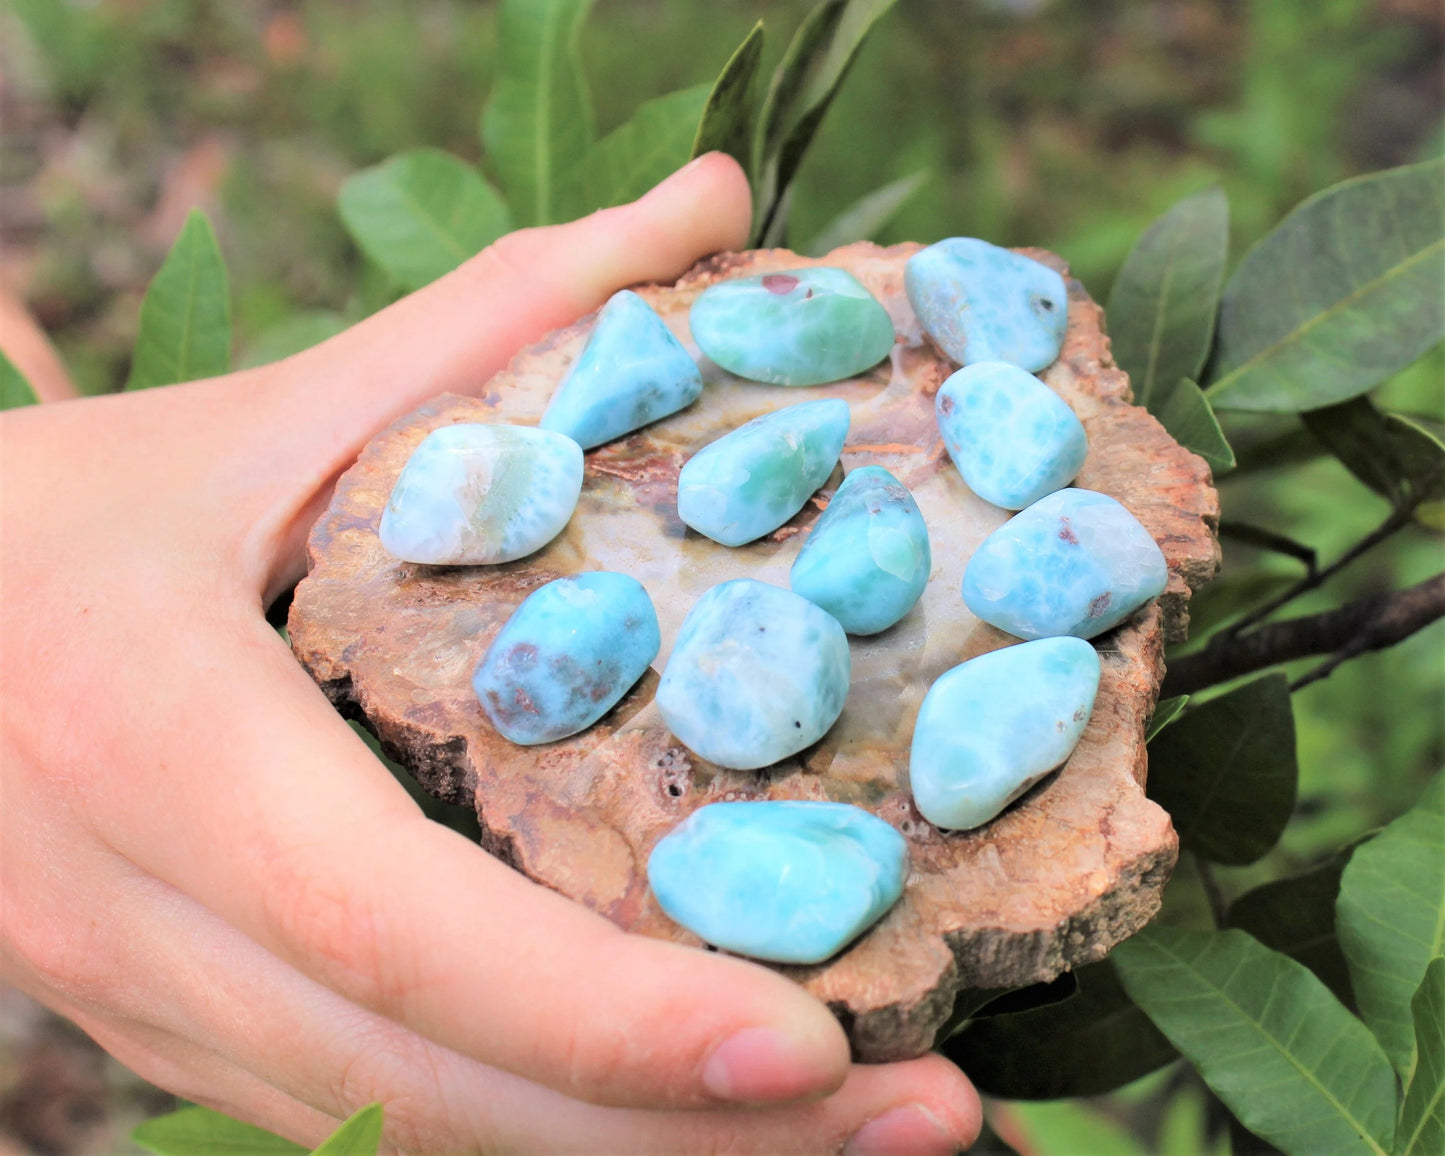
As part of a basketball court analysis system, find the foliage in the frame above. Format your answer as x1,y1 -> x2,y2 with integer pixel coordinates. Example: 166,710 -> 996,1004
134,1102 -> 382,1155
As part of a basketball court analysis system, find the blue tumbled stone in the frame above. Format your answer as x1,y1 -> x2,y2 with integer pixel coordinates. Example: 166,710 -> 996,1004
677,399 -> 850,547
936,361 -> 1087,510
962,488 -> 1168,640
539,290 -> 703,450
905,237 -> 1068,372
657,579 -> 850,770
379,423 -> 583,565
909,637 -> 1100,830
790,466 -> 931,635
647,801 -> 908,964
472,571 -> 661,745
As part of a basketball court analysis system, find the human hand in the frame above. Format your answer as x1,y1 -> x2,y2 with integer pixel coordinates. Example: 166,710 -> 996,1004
1,153 -> 981,1155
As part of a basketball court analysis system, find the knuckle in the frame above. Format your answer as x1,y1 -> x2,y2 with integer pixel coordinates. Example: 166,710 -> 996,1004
463,228 -> 546,286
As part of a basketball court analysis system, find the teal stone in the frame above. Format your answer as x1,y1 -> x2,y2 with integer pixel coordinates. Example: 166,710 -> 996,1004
472,572 -> 660,745
909,637 -> 1100,830
905,238 -> 1068,372
689,267 -> 895,386
677,399 -> 850,547
962,488 -> 1168,640
790,466 -> 931,635
656,579 -> 850,770
936,361 -> 1087,510
379,423 -> 583,565
539,290 -> 703,450
647,801 -> 908,964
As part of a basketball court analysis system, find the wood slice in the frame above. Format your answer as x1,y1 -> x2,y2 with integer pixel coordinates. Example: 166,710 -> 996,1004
288,242 -> 1220,1062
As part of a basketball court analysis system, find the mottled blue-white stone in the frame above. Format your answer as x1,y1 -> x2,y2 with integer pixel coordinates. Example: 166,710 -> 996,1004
657,580 -> 850,770
937,361 -> 1087,510
909,637 -> 1100,830
379,424 -> 583,565
790,466 -> 931,635
472,572 -> 661,745
905,238 -> 1068,372
689,267 -> 895,386
539,290 -> 703,450
647,801 -> 908,964
677,399 -> 850,547
962,488 -> 1168,640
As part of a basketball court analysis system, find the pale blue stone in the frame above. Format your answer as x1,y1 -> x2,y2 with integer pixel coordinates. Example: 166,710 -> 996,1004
472,572 -> 661,745
905,237 -> 1068,372
689,267 -> 896,386
539,290 -> 703,450
962,488 -> 1168,640
936,361 -> 1087,510
647,801 -> 908,964
909,637 -> 1100,830
790,466 -> 931,635
657,579 -> 850,770
677,399 -> 850,547
379,424 -> 583,565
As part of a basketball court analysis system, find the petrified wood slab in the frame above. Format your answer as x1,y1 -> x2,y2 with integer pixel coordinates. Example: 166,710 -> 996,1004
289,242 -> 1220,1062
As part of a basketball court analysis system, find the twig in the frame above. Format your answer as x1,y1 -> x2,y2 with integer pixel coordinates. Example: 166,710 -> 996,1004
1196,857 -> 1228,929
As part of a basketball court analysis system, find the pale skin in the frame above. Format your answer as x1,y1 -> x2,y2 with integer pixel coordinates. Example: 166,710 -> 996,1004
0,154 -> 982,1155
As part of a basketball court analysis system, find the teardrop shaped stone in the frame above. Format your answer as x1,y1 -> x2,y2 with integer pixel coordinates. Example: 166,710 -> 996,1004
962,488 -> 1168,640
910,637 -> 1100,831
539,290 -> 703,450
379,423 -> 583,565
657,579 -> 850,771
689,267 -> 895,386
677,398 -> 850,547
905,238 -> 1068,372
473,571 -> 661,745
647,800 -> 908,964
937,361 -> 1087,510
790,466 -> 931,635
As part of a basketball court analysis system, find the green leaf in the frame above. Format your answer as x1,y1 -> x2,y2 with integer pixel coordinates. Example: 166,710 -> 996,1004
1146,694 -> 1190,742
995,1100 -> 1151,1156
690,21 -> 765,176
0,350 -> 39,409
801,171 -> 927,256
1207,159 -> 1445,412
940,960 -> 1176,1099
1159,378 -> 1237,473
481,0 -> 595,225
338,149 -> 512,294
1302,396 -> 1445,521
1106,186 -> 1230,412
238,311 -> 351,370
1113,926 -> 1396,1156
1337,772 -> 1445,1077
567,85 -> 712,213
312,1104 -> 384,1156
1146,674 -> 1298,866
125,209 -> 231,391
1396,958 -> 1445,1156
133,1105 -> 306,1155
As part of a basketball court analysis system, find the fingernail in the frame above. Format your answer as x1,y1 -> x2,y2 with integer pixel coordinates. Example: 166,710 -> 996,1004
648,152 -> 713,196
702,1025 -> 841,1103
844,1104 -> 959,1156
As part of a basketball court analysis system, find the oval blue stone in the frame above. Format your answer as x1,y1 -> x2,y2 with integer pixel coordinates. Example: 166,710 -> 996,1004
647,801 -> 908,964
790,465 -> 931,635
909,637 -> 1100,830
962,488 -> 1168,640
936,361 -> 1087,510
473,571 -> 660,745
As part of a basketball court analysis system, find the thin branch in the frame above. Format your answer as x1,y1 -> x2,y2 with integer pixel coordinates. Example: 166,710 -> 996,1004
1196,857 -> 1228,929
1163,570 -> 1445,697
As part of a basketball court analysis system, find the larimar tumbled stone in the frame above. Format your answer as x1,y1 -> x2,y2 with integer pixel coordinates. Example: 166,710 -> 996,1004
677,399 -> 850,546
379,424 -> 583,565
936,361 -> 1088,510
689,267 -> 895,386
905,238 -> 1068,372
539,290 -> 703,450
472,572 -> 660,745
656,579 -> 850,770
790,466 -> 931,635
647,801 -> 908,964
909,637 -> 1100,830
962,488 -> 1168,640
